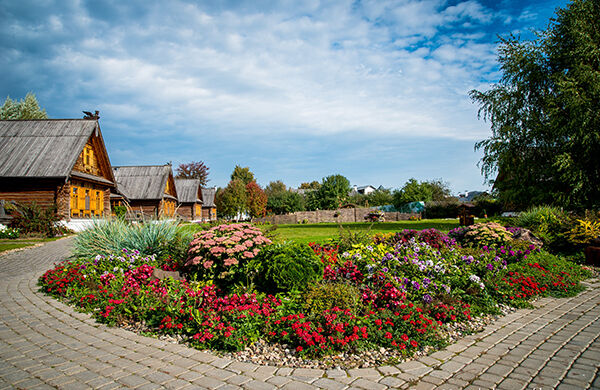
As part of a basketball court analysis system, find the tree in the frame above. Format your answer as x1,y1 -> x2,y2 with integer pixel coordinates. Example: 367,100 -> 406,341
0,92 -> 48,119
299,181 -> 320,190
246,181 -> 267,218
393,178 -> 434,209
314,174 -> 351,210
264,180 -> 287,198
215,180 -> 247,220
426,179 -> 452,201
175,161 -> 210,185
230,165 -> 255,185
366,188 -> 394,206
266,191 -> 305,215
470,0 -> 600,210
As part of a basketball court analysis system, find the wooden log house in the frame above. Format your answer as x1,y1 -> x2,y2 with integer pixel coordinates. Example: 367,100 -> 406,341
0,119 -> 116,219
200,187 -> 218,222
174,178 -> 203,221
112,165 -> 178,218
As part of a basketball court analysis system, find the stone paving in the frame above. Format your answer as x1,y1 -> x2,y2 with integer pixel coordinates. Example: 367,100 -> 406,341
1,238 -> 599,389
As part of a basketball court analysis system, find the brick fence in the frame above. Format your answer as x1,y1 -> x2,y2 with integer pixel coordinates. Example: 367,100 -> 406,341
253,208 -> 420,224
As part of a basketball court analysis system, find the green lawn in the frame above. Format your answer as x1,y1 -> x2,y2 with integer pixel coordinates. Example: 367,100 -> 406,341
0,237 -> 61,254
264,219 -> 465,244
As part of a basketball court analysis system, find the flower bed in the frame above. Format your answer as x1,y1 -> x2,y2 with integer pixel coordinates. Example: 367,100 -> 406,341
38,222 -> 591,367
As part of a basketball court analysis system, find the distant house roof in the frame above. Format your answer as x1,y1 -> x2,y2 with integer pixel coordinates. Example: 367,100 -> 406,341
174,179 -> 202,204
0,119 -> 114,184
201,188 -> 216,208
112,165 -> 175,201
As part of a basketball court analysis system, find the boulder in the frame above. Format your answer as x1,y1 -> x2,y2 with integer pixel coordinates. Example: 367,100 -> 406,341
512,228 -> 544,248
151,268 -> 186,282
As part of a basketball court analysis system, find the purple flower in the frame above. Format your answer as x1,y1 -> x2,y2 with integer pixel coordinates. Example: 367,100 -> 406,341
382,267 -> 389,273
423,294 -> 432,304
412,281 -> 420,290
487,263 -> 494,271
423,278 -> 431,287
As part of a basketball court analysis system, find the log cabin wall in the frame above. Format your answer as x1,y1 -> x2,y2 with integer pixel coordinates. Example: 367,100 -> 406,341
56,183 -> 71,219
128,200 -> 160,218
0,178 -> 60,211
176,203 -> 193,221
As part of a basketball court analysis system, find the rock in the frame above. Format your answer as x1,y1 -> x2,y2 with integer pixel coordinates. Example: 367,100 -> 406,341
512,228 -> 544,247
151,268 -> 186,282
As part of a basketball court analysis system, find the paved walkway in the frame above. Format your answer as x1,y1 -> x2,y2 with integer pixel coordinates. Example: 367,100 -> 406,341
1,238 -> 599,390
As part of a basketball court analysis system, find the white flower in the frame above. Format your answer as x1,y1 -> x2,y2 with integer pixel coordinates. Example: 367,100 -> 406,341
469,275 -> 481,283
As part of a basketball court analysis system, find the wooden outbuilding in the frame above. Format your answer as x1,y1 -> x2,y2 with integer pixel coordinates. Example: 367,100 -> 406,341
112,165 -> 178,218
174,178 -> 203,221
0,119 -> 115,219
200,187 -> 217,222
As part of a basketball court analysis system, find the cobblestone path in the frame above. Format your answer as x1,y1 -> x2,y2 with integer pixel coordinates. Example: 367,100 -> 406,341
1,238 -> 599,389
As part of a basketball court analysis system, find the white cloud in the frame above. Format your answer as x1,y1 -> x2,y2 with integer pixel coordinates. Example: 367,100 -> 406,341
4,0 -> 503,141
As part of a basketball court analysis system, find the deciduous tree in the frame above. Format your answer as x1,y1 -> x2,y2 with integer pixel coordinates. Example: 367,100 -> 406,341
215,180 -> 247,220
230,165 -> 255,185
470,0 -> 600,210
246,181 -> 267,218
175,161 -> 210,185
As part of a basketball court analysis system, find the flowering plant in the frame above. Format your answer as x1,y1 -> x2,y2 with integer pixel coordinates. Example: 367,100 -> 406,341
462,223 -> 513,248
185,223 -> 271,287
0,225 -> 20,239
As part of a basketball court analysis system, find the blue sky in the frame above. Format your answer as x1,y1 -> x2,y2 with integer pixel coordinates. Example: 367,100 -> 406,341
0,0 -> 568,193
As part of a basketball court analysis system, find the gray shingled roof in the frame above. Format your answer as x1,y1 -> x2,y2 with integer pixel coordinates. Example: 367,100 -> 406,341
201,188 -> 216,208
112,165 -> 174,201
0,119 -> 100,178
174,179 -> 202,204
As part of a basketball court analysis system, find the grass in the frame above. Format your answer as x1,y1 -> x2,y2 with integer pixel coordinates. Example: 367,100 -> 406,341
0,237 -> 61,254
264,219 -> 465,244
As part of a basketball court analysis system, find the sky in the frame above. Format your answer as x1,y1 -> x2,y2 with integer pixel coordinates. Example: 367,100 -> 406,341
0,0 -> 568,194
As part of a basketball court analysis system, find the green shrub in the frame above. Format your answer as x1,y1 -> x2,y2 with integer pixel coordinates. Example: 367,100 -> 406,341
515,206 -> 572,252
112,205 -> 127,218
251,242 -> 323,293
473,196 -> 503,217
301,282 -> 363,316
8,202 -> 64,237
424,200 -> 460,219
72,219 -> 180,259
515,205 -> 568,229
332,223 -> 373,252
567,212 -> 600,245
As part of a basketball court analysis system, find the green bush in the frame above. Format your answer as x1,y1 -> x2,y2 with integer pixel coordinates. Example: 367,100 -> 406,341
424,200 -> 460,219
72,219 -> 180,259
8,202 -> 64,237
473,197 -> 503,217
301,282 -> 363,316
251,242 -> 324,293
515,206 -> 571,252
331,224 -> 373,252
112,205 -> 127,218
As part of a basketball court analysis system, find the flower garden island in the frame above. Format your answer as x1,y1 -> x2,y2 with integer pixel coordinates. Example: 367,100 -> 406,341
38,218 -> 594,369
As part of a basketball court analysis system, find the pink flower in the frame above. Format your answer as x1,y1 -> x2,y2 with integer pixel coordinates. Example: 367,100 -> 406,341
243,251 -> 254,259
203,260 -> 214,269
224,258 -> 239,266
